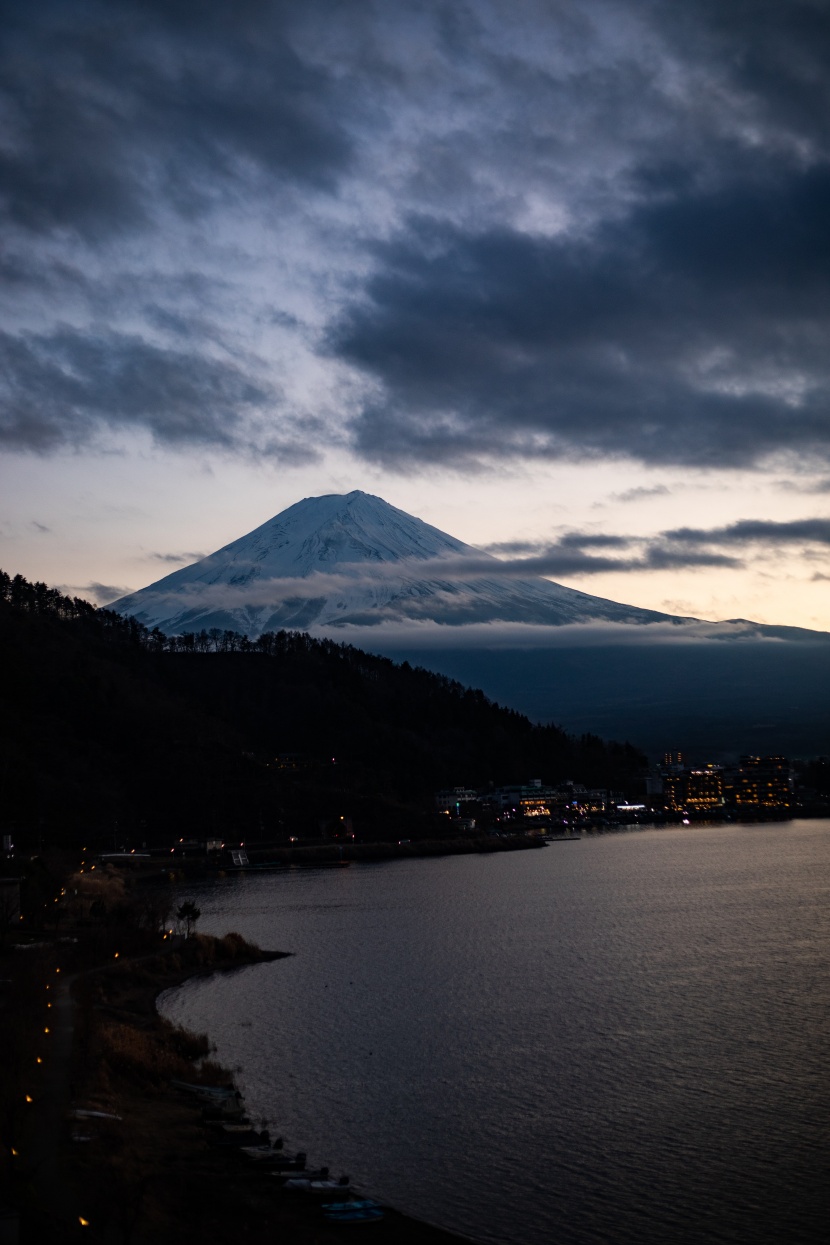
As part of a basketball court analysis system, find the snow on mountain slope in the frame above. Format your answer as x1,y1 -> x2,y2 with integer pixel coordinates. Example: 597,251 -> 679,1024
110,490 -> 683,636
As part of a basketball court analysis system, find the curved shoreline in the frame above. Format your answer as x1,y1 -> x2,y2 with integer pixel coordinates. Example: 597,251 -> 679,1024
153,942 -> 476,1245
66,933 -> 475,1244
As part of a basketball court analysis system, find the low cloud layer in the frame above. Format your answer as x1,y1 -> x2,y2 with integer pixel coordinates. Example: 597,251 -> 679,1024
84,581 -> 134,604
664,518 -> 830,546
116,537 -> 746,612
149,550 -> 209,565
311,618 -> 817,652
2,1 -> 830,476
483,517 -> 830,576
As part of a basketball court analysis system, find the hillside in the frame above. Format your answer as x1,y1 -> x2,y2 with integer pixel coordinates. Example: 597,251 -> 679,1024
0,571 -> 645,848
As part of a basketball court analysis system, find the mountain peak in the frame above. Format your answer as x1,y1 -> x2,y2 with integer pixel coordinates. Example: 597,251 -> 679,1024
239,490 -> 471,570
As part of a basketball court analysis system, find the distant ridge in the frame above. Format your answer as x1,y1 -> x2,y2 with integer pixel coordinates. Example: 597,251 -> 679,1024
111,490 -> 686,636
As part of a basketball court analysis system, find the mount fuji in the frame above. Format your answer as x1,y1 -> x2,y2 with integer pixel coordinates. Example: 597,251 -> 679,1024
111,491 -> 830,758
111,490 -> 683,636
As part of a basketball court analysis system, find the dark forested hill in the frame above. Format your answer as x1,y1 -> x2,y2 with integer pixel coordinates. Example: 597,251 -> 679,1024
0,571 -> 645,847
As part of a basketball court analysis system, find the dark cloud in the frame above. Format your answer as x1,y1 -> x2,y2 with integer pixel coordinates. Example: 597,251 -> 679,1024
0,0 -> 352,241
777,477 -> 830,494
461,551 -> 641,576
652,1 -> 830,148
0,327 -> 275,453
149,551 -> 208,565
639,547 -> 740,571
664,518 -> 830,546
482,540 -> 543,556
4,0 -> 830,469
484,533 -> 630,556
557,532 -> 633,550
85,581 -> 134,604
481,514 -> 830,577
613,485 -> 671,503
404,542 -> 740,578
479,546 -> 740,577
333,164 -> 830,469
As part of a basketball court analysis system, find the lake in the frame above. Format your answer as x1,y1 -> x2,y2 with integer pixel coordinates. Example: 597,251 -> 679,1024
159,821 -> 830,1244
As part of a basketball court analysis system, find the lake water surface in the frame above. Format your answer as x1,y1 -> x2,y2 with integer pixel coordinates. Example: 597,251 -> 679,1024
159,822 -> 830,1244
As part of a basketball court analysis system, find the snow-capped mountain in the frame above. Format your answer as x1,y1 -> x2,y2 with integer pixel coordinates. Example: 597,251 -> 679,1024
111,490 -> 681,636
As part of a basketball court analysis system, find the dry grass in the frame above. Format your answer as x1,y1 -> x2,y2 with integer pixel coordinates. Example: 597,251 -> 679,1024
95,1017 -> 211,1086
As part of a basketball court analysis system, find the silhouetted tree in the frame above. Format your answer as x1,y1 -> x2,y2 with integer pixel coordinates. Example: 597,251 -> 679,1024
176,902 -> 201,938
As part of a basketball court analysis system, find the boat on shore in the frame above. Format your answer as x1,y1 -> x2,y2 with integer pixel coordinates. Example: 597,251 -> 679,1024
171,1079 -> 238,1100
283,1175 -> 351,1196
200,1093 -> 246,1120
324,1205 -> 384,1225
271,1165 -> 331,1181
207,1127 -> 273,1147
322,1200 -> 383,1213
238,1147 -> 308,1170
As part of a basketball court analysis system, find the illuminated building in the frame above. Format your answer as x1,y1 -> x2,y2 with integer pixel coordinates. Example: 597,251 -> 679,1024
490,780 -> 556,817
491,780 -> 615,817
660,762 -> 724,811
435,787 -> 478,812
735,756 -> 791,808
686,766 -> 725,810
436,779 -> 620,820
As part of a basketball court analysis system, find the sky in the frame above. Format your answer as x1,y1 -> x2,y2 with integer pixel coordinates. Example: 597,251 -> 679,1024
2,0 -> 830,631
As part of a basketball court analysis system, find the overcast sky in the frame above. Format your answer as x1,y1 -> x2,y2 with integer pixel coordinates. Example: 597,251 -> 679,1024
2,0 -> 829,629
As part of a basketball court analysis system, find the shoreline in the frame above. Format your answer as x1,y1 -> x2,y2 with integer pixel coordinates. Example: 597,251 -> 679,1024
153,944 -> 476,1245
67,933 -> 474,1244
